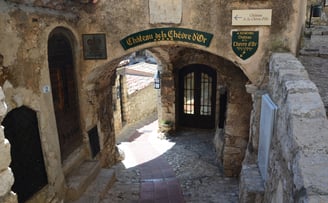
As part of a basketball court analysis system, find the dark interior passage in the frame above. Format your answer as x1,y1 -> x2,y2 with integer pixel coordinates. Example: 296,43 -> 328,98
2,106 -> 48,203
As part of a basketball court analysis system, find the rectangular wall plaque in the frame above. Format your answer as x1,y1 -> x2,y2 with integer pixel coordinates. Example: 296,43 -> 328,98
258,94 -> 278,181
82,34 -> 107,60
232,9 -> 272,26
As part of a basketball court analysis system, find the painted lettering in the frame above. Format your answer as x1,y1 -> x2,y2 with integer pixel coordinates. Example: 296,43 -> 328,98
120,28 -> 213,50
233,42 -> 248,47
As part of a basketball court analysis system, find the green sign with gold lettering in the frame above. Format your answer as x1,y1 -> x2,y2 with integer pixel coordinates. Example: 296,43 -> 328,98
120,28 -> 213,50
232,31 -> 259,60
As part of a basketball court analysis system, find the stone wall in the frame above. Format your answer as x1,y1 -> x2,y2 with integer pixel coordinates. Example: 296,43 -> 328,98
0,87 -> 17,203
113,71 -> 157,139
125,84 -> 157,125
264,53 -> 328,202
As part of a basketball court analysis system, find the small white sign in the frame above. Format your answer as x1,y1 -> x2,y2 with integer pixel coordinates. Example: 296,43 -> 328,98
232,9 -> 272,26
42,85 -> 51,93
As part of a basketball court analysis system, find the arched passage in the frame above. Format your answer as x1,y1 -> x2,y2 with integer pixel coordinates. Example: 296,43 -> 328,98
2,106 -> 48,203
48,27 -> 82,161
86,45 -> 252,176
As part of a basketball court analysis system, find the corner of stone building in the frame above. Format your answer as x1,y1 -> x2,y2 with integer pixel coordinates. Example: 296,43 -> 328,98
0,86 -> 17,203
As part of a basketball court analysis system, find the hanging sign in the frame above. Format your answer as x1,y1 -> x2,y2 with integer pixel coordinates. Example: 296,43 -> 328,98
232,31 -> 259,60
120,27 -> 213,50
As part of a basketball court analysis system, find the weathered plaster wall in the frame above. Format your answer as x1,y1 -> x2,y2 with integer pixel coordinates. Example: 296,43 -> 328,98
79,0 -> 307,87
0,1 -> 92,201
265,53 -> 328,202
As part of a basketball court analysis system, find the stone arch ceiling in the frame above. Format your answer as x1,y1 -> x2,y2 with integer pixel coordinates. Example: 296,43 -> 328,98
85,46 -> 249,88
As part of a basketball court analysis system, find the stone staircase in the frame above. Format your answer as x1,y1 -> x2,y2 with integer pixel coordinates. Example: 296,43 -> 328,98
64,148 -> 116,202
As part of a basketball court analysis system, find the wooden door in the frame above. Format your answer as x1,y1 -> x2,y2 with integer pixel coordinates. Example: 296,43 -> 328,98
179,64 -> 217,129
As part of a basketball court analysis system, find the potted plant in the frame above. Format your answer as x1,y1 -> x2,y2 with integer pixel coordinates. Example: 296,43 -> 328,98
160,120 -> 173,134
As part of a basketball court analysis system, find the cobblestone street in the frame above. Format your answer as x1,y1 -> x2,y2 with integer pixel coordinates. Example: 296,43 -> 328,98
299,26 -> 328,115
102,116 -> 239,203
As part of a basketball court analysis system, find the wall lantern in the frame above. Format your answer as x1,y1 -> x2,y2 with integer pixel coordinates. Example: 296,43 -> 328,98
154,70 -> 161,89
308,4 -> 322,28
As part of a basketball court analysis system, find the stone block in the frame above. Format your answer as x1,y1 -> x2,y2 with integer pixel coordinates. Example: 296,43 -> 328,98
319,46 -> 328,58
287,92 -> 326,118
284,80 -> 318,95
239,164 -> 264,203
290,117 -> 328,154
149,0 -> 182,24
308,195 -> 328,203
296,153 -> 328,196
0,139 -> 11,171
0,192 -> 17,203
0,168 -> 14,196
0,126 -> 4,142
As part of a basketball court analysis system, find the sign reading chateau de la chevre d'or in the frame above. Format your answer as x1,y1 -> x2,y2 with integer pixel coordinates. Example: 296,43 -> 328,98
232,31 -> 259,60
120,28 -> 213,50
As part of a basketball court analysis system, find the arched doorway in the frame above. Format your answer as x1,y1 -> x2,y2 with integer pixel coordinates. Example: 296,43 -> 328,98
178,64 -> 217,129
48,28 -> 82,161
2,106 -> 48,203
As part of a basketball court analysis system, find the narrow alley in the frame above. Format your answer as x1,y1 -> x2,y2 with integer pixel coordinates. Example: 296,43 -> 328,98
100,115 -> 239,203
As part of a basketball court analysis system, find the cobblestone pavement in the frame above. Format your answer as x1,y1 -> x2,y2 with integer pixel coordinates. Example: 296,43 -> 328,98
102,116 -> 239,203
164,131 -> 239,203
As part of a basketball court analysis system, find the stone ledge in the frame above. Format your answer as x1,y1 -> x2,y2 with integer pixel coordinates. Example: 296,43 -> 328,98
0,168 -> 14,197
239,164 -> 264,203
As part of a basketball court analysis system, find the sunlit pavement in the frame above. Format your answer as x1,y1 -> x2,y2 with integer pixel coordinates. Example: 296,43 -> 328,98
102,117 -> 239,203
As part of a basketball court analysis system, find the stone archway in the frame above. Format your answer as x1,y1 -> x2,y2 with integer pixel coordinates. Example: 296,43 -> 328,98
48,27 -> 82,161
2,106 -> 48,203
86,45 -> 252,176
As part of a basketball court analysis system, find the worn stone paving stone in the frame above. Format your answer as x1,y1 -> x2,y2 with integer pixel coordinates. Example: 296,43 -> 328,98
101,164 -> 140,203
105,121 -> 239,203
299,56 -> 328,115
163,130 -> 239,203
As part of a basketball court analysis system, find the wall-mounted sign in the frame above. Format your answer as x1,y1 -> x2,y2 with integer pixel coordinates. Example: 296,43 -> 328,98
232,9 -> 272,26
82,34 -> 107,60
232,31 -> 259,60
120,28 -> 213,50
42,85 -> 50,93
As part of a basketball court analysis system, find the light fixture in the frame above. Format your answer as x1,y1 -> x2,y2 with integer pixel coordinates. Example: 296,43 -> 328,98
154,70 -> 160,89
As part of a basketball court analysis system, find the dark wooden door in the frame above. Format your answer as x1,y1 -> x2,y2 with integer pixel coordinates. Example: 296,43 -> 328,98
48,32 -> 82,160
179,64 -> 217,129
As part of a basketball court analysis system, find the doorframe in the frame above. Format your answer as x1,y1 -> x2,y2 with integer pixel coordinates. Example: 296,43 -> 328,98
47,27 -> 83,162
177,64 -> 217,129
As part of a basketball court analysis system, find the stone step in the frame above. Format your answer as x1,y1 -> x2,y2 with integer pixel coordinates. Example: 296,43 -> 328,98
68,168 -> 116,203
239,164 -> 265,203
65,160 -> 101,201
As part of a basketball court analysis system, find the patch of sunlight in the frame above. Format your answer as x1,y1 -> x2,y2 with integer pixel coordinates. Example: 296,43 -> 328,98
117,120 -> 176,169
